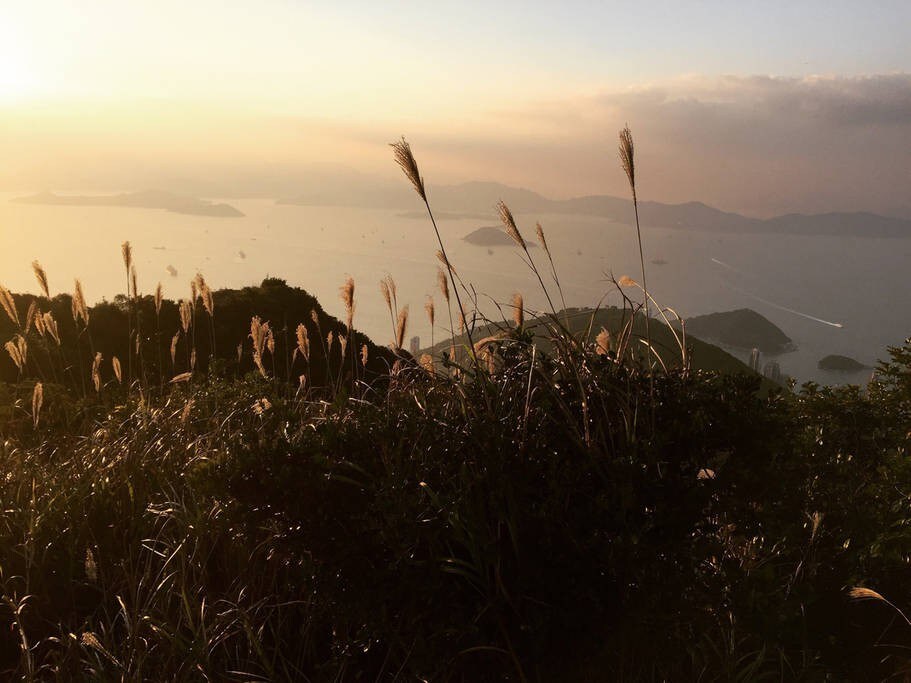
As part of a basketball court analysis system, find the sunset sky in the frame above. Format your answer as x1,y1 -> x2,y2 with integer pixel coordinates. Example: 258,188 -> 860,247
2,0 -> 910,216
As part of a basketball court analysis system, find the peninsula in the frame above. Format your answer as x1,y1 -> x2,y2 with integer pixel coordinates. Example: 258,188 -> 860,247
11,190 -> 244,217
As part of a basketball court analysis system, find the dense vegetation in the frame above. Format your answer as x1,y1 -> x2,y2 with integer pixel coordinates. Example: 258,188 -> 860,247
1,134 -> 909,681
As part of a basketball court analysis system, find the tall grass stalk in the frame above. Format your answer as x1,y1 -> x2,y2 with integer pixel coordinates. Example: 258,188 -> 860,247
391,138 -> 477,368
618,126 -> 652,368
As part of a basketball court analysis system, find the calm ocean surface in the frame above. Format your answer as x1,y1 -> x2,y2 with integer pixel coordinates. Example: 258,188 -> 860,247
2,193 -> 909,385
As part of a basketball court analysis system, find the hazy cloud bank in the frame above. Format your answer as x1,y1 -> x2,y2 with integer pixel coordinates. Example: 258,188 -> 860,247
2,75 -> 909,218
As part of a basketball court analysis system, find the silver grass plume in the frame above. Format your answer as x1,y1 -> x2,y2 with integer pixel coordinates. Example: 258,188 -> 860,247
497,201 -> 525,249
390,137 -> 426,200
395,306 -> 409,351
0,286 -> 19,328
32,261 -> 49,298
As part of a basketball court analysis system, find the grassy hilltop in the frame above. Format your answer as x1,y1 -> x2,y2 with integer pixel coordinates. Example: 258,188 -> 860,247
0,135 -> 909,680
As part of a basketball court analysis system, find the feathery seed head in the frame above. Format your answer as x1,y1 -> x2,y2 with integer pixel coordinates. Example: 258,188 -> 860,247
0,285 -> 20,328
497,201 -> 525,249
512,293 -> 524,328
619,125 -> 636,195
112,356 -> 122,384
201,283 -> 214,317
535,222 -> 550,257
395,305 -> 409,350
390,137 -> 426,200
34,308 -> 46,337
92,352 -> 102,392
32,261 -> 49,298
340,276 -> 355,330
425,296 -> 435,326
32,382 -> 43,427
847,586 -> 886,602
43,312 -> 60,345
596,328 -> 611,356
25,301 -> 38,334
295,323 -> 310,362
361,343 -> 369,367
437,268 -> 450,304
380,279 -> 392,314
74,279 -> 89,325
121,241 -> 132,272
179,300 -> 192,333
154,283 -> 163,316
5,335 -> 27,372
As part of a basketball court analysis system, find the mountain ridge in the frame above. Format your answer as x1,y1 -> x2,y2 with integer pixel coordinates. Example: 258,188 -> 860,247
280,180 -> 911,238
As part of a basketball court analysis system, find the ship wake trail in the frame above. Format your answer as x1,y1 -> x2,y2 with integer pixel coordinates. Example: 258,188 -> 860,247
711,258 -> 844,329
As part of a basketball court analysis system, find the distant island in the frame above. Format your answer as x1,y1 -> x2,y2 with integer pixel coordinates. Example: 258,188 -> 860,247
818,354 -> 870,372
398,210 -> 493,221
463,226 -> 538,247
11,190 -> 244,217
681,309 -> 793,354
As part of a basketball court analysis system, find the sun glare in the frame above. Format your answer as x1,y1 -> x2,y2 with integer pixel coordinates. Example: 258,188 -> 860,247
0,27 -> 37,101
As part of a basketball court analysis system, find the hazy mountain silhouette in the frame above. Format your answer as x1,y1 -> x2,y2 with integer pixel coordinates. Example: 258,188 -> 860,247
280,179 -> 911,237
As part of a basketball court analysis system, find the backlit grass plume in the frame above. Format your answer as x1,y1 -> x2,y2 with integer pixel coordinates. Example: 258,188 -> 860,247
0,285 -> 20,328
340,277 -> 355,331
295,323 -> 310,363
32,261 -> 50,298
498,200 -> 558,314
73,279 -> 89,325
390,136 -> 426,201
31,381 -> 43,428
395,306 -> 409,351
618,124 -> 652,366
512,293 -> 524,328
91,352 -> 102,392
5,335 -> 27,375
497,201 -> 525,250
392,137 -> 475,364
